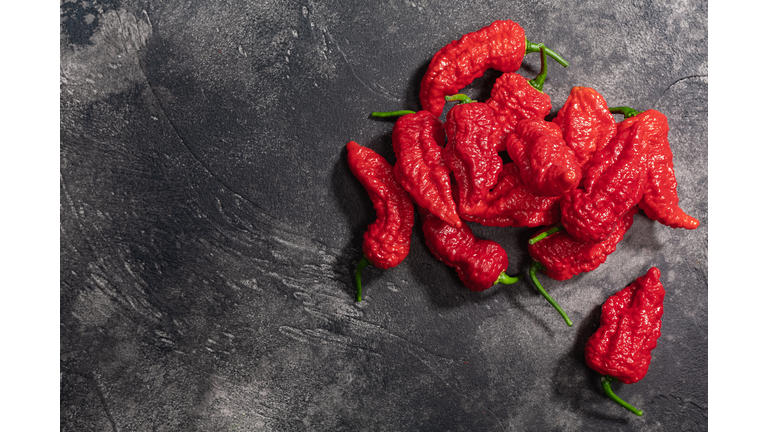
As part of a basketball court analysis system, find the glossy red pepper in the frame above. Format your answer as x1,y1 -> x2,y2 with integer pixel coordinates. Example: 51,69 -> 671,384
389,111 -> 462,228
611,107 -> 700,230
485,47 -> 552,152
585,266 -> 666,416
505,117 -> 581,197
346,141 -> 415,301
419,20 -> 568,116
443,99 -> 503,216
528,206 -> 638,281
560,121 -> 649,244
418,206 -> 517,291
455,163 -> 561,228
552,86 -> 617,171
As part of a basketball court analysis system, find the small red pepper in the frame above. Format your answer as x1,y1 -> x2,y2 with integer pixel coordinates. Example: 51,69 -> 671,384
419,20 -> 569,116
505,117 -> 582,197
560,121 -> 649,244
418,206 -> 518,291
585,266 -> 666,416
346,141 -> 415,302
456,163 -> 561,228
443,98 -> 503,216
389,110 -> 462,228
611,107 -> 700,230
552,86 -> 617,171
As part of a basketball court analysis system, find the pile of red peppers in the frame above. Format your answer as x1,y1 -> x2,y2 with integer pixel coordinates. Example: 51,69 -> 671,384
345,20 -> 698,417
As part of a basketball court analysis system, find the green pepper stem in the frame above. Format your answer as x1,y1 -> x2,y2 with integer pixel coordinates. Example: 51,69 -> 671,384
608,106 -> 641,119
525,40 -> 570,68
355,257 -> 371,302
527,45 -> 548,92
528,262 -> 573,327
529,225 -> 563,245
445,93 -> 476,104
601,376 -> 644,416
495,271 -> 520,285
371,110 -> 416,118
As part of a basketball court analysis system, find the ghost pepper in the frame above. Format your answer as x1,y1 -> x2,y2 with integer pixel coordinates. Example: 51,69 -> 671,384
506,117 -> 582,197
419,20 -> 569,116
347,141 -> 415,302
585,266 -> 666,416
552,86 -> 617,171
611,107 -> 700,230
389,110 -> 462,228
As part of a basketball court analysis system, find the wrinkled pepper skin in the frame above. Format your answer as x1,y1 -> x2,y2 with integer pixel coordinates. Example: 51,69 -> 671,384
443,102 -> 503,216
419,20 -> 527,117
615,109 -> 699,230
552,87 -> 617,170
560,122 -> 649,244
585,266 -> 665,384
506,117 -> 582,197
346,141 -> 414,269
529,207 -> 638,281
486,72 -> 552,152
391,111 -> 461,228
419,207 -> 509,291
456,163 -> 561,227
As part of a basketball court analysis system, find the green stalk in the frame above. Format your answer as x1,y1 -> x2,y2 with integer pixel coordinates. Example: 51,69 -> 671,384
445,93 -> 476,104
371,110 -> 416,118
527,44 -> 549,92
354,257 -> 371,302
495,271 -> 520,285
528,261 -> 573,327
529,225 -> 563,245
608,106 -> 641,119
601,376 -> 644,416
525,40 -> 569,68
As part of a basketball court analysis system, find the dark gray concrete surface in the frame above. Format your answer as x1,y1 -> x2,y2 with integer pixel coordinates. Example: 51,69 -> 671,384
60,1 -> 707,430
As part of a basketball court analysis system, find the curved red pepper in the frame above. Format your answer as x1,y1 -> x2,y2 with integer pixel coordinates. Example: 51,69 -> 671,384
418,207 -> 517,291
346,141 -> 415,301
612,108 -> 700,230
560,122 -> 649,244
585,266 -> 666,416
552,86 -> 617,171
391,111 -> 461,228
506,117 -> 582,197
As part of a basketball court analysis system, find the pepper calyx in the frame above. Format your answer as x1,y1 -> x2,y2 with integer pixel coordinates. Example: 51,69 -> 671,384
495,271 -> 520,285
529,224 -> 563,245
445,93 -> 477,104
355,257 -> 371,302
609,106 -> 642,119
529,261 -> 573,327
600,376 -> 644,416
371,110 -> 417,118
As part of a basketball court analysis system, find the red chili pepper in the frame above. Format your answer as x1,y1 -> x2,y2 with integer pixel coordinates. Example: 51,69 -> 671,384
388,111 -> 462,228
611,107 -> 700,230
346,141 -> 415,302
552,86 -> 617,171
485,47 -> 553,152
560,121 -> 649,244
419,20 -> 569,116
418,206 -> 518,291
528,206 -> 638,281
585,266 -> 666,416
457,162 -> 561,227
505,117 -> 582,197
443,98 -> 503,216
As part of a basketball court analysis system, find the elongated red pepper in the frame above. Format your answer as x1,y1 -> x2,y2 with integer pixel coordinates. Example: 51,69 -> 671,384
455,163 -> 561,227
389,111 -> 462,228
585,266 -> 666,416
552,86 -> 617,171
611,107 -> 700,230
443,99 -> 503,216
419,20 -> 569,116
506,117 -> 581,197
560,122 -> 649,244
347,141 -> 415,301
485,47 -> 552,152
528,207 -> 638,281
418,207 -> 517,291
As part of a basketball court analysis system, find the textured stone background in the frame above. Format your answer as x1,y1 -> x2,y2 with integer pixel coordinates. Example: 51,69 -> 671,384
60,1 -> 707,430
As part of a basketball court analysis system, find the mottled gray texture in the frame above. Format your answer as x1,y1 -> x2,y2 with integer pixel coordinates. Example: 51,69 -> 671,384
61,1 -> 707,430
